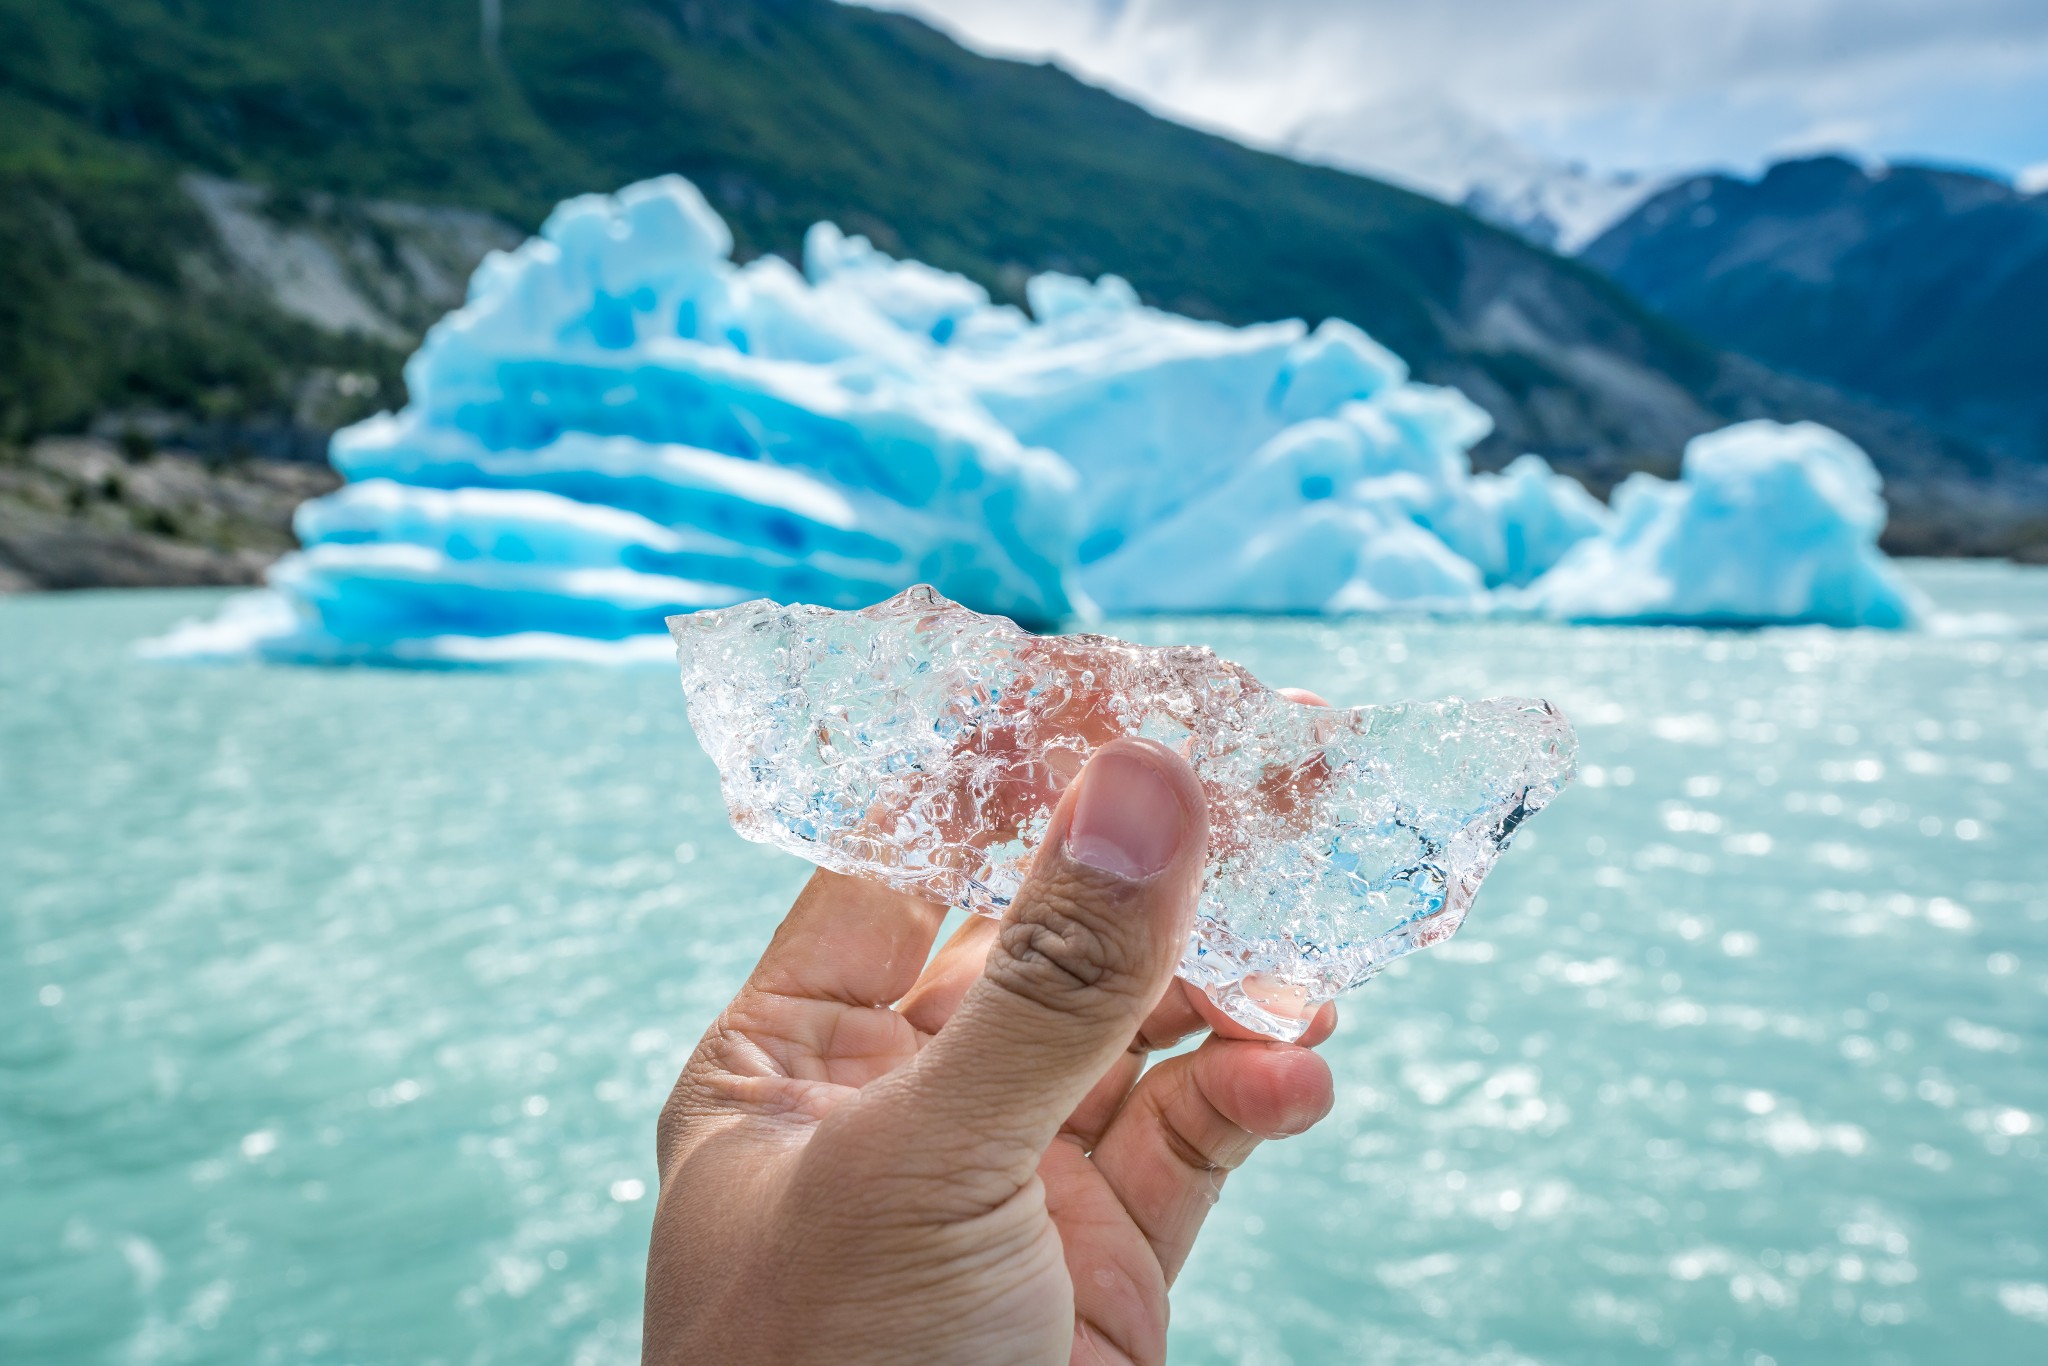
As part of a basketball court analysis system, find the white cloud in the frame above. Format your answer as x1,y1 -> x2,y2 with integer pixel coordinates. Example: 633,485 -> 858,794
852,0 -> 2048,178
2021,161 -> 2048,194
1770,119 -> 1882,162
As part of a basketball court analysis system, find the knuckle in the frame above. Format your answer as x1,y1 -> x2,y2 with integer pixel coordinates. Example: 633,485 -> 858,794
987,877 -> 1148,1017
1158,1108 -> 1229,1174
1148,1081 -> 1256,1176
652,1016 -> 752,1172
655,1059 -> 717,1172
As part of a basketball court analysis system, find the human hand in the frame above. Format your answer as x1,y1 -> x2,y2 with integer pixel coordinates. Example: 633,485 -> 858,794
643,734 -> 1339,1364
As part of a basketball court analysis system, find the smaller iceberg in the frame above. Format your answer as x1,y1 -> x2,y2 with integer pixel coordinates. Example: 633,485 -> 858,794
1521,421 -> 1919,628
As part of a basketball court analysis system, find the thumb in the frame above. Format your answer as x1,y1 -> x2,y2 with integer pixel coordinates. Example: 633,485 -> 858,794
862,738 -> 1209,1209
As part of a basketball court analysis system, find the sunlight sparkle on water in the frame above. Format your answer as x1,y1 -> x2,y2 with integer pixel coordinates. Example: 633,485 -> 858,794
2,561 -> 2045,1363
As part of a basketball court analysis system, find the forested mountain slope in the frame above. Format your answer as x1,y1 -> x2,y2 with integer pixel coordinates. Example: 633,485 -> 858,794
2,0 -> 2038,560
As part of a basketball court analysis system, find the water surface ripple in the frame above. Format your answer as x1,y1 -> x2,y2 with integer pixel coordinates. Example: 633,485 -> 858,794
3,563 -> 2044,1364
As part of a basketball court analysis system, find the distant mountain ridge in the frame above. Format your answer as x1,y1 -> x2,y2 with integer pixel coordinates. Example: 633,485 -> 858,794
1585,155 -> 2048,471
0,0 -> 2041,568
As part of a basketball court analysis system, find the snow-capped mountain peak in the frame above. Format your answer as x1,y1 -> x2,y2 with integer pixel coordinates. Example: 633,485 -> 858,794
1282,95 -> 1657,253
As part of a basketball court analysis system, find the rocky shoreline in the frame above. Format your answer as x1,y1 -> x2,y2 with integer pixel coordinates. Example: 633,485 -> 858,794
0,439 -> 339,592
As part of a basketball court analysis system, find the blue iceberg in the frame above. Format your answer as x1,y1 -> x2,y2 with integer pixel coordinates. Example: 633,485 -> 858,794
150,175 -> 1918,663
1520,421 -> 1919,628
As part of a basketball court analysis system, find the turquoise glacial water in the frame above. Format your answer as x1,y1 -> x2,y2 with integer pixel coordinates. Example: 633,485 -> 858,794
3,563 -> 2046,1365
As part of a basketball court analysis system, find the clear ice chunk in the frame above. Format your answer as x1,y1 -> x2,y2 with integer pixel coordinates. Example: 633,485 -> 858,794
669,586 -> 1576,1039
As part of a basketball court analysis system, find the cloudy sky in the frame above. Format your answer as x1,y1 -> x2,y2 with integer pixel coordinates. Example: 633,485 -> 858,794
854,0 -> 2048,186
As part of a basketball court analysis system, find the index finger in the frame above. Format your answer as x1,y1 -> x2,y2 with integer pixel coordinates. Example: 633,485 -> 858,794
743,869 -> 950,1008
